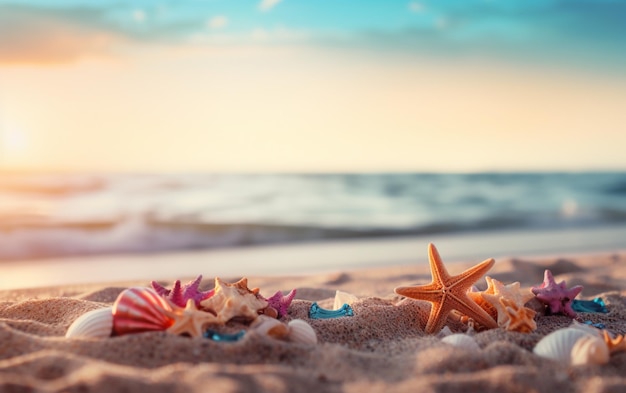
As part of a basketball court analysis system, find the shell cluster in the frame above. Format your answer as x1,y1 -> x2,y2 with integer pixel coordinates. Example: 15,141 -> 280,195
66,276 -> 294,340
468,277 -> 537,333
251,315 -> 317,345
533,325 -> 612,366
64,244 -> 619,371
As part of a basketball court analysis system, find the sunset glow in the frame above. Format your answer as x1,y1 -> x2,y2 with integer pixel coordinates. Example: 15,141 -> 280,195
1,0 -> 625,173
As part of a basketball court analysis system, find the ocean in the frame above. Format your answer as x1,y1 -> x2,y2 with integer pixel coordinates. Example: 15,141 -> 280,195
1,172 -> 625,261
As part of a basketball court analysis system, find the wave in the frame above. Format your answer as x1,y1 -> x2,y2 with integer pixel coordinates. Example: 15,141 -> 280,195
1,212 -> 625,261
2,171 -> 626,260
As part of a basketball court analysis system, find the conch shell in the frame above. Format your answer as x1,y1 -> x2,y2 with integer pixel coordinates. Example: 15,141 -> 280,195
200,278 -> 268,324
112,287 -> 175,335
66,307 -> 113,339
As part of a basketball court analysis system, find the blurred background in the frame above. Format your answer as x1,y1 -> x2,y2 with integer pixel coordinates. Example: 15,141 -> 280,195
0,0 -> 625,288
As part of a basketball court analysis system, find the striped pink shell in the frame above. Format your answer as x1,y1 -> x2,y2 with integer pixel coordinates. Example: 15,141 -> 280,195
112,287 -> 175,336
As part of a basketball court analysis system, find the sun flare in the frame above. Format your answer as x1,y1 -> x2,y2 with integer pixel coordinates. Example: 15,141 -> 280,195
1,127 -> 29,160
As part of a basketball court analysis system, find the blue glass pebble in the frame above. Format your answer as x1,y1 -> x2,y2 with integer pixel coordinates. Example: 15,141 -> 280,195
204,329 -> 246,342
572,297 -> 608,313
309,302 -> 354,319
583,320 -> 606,330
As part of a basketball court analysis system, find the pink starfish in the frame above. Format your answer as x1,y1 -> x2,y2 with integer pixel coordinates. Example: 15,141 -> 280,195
151,275 -> 214,308
531,269 -> 583,318
265,289 -> 296,318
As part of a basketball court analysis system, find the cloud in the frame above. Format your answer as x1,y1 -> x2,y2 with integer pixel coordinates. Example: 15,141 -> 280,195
0,5 -> 123,64
0,4 -> 201,64
133,9 -> 146,23
258,0 -> 282,12
207,15 -> 229,29
408,2 -> 424,13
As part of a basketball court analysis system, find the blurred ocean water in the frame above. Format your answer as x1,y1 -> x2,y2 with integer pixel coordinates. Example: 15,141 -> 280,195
0,172 -> 625,261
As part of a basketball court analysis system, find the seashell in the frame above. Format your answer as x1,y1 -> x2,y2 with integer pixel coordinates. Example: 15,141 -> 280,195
570,335 -> 609,366
333,290 -> 358,311
200,278 -> 268,324
467,277 -> 498,321
478,278 -> 537,333
569,320 -> 603,337
112,287 -> 175,336
65,307 -> 113,339
533,328 -> 595,363
441,334 -> 480,351
250,315 -> 289,339
287,319 -> 317,345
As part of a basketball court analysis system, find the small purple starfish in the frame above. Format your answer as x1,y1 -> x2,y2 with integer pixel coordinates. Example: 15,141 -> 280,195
531,269 -> 583,318
151,275 -> 214,308
265,289 -> 296,318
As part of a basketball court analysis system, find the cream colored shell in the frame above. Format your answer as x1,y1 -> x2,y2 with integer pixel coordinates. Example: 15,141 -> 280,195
287,319 -> 317,345
251,315 -> 289,339
570,335 -> 609,366
66,307 -> 113,339
533,328 -> 604,365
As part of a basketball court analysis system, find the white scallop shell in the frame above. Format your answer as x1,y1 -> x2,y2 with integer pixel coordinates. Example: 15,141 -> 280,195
66,307 -> 113,339
569,321 -> 603,338
333,290 -> 358,311
570,335 -> 609,366
533,328 -> 595,362
287,319 -> 317,345
441,334 -> 480,351
250,315 -> 289,339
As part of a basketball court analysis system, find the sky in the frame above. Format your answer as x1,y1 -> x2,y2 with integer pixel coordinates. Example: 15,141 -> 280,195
0,0 -> 625,173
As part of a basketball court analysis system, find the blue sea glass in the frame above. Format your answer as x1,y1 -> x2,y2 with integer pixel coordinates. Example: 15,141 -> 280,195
572,297 -> 608,313
582,320 -> 606,330
203,329 -> 246,342
309,302 -> 354,319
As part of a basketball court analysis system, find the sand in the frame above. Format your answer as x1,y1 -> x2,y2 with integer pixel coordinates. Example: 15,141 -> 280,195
1,251 -> 625,392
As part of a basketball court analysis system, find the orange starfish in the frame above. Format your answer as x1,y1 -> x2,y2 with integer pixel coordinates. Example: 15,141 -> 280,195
395,243 -> 498,334
602,330 -> 626,354
165,299 -> 218,338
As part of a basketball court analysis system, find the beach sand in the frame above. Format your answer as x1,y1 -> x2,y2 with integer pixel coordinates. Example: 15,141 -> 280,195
1,251 -> 625,392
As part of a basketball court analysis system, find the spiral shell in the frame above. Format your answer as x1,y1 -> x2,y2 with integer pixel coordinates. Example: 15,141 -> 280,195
570,335 -> 609,366
441,334 -> 480,351
65,307 -> 113,339
251,315 -> 289,339
112,287 -> 175,336
287,319 -> 317,345
533,328 -> 596,363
